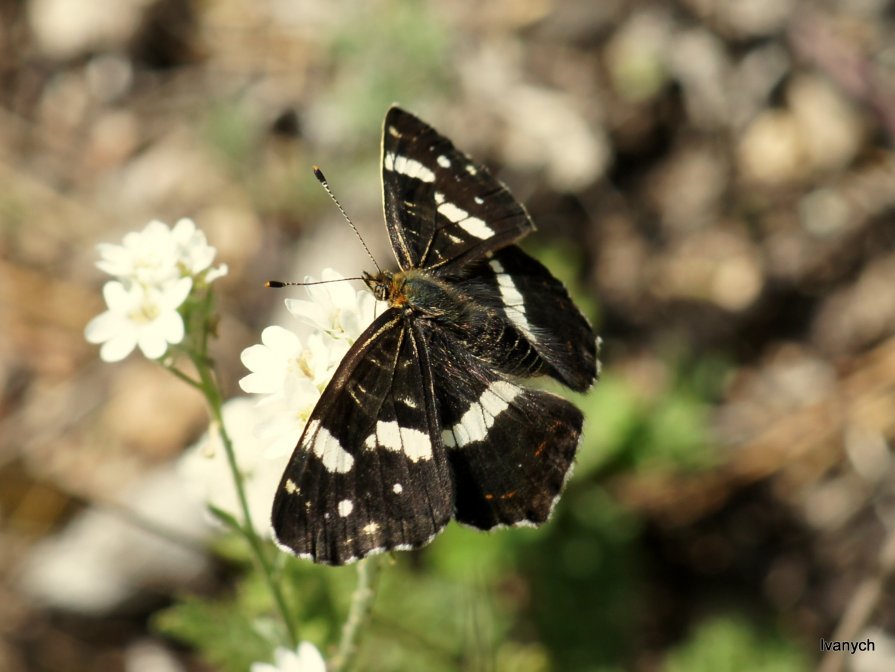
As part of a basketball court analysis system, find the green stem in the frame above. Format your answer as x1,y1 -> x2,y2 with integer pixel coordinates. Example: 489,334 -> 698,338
330,557 -> 381,672
163,363 -> 203,390
190,351 -> 299,647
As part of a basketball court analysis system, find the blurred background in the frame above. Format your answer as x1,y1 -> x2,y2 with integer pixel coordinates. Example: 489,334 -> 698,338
2,0 -> 895,670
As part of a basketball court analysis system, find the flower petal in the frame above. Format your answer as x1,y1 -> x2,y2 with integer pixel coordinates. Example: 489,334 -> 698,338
295,642 -> 326,672
84,311 -> 125,343
161,277 -> 193,310
102,281 -> 134,312
157,310 -> 185,344
137,328 -> 169,360
99,331 -> 138,362
284,299 -> 329,331
204,263 -> 228,283
261,325 -> 301,354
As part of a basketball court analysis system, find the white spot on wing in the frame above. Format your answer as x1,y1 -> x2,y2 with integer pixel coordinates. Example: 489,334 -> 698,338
458,216 -> 493,239
434,191 -> 445,204
474,196 -> 484,204
362,522 -> 380,534
445,381 -> 520,448
490,259 -> 537,342
392,483 -> 403,494
338,499 -> 354,517
388,125 -> 401,138
384,151 -> 435,182
437,202 -> 495,240
308,420 -> 355,473
437,202 -> 467,223
437,155 -> 451,168
284,479 -> 298,494
363,420 -> 433,461
465,164 -> 478,175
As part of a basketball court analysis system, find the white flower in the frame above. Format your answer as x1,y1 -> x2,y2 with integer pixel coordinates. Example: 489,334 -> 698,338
95,218 -> 227,287
84,278 -> 192,362
170,218 -> 228,283
239,327 -> 348,458
87,218 -> 228,362
249,375 -> 322,459
178,397 -> 288,537
285,268 -> 378,341
239,270 -> 376,459
241,327 -> 346,396
96,219 -> 180,286
250,643 -> 326,672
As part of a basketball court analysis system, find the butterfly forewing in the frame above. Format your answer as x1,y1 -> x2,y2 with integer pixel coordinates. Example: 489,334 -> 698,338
381,106 -> 534,272
272,311 -> 453,565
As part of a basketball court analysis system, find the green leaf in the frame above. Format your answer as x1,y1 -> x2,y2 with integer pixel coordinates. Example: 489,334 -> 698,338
664,615 -> 808,672
154,594 -> 275,672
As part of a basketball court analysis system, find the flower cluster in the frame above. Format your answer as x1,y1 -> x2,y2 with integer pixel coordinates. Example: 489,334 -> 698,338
84,219 -> 228,362
181,269 -> 377,537
239,269 -> 378,459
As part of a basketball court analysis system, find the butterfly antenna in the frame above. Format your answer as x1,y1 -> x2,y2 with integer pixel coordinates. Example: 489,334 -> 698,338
313,166 -> 382,274
266,277 -> 365,289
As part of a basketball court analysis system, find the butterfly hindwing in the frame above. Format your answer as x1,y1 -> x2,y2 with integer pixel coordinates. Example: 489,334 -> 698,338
456,245 -> 599,392
382,106 -> 534,273
271,311 -> 453,565
422,323 -> 583,529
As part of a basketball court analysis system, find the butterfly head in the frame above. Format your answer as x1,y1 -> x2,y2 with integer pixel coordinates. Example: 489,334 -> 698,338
363,269 -> 406,306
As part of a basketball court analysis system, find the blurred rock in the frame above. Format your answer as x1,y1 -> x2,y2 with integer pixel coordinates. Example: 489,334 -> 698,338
813,254 -> 895,354
704,0 -> 797,38
29,0 -> 157,60
799,187 -> 853,238
604,9 -> 671,103
99,362 -> 206,461
125,639 -> 186,672
730,44 -> 791,129
669,29 -> 730,128
789,75 -> 864,174
458,39 -> 609,190
716,344 -> 837,443
800,474 -> 866,530
648,142 -> 727,232
85,110 -> 141,172
650,227 -> 763,312
86,53 -> 134,103
738,75 -> 863,183
16,465 -> 209,614
844,424 -> 891,485
852,628 -> 895,672
737,109 -> 805,184
95,127 -> 229,217
497,85 -> 609,191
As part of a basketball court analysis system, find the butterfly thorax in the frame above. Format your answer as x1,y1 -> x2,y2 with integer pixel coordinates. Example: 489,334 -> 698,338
363,269 -> 471,322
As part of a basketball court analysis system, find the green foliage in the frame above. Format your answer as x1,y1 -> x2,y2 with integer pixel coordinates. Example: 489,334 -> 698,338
202,101 -> 256,176
529,242 -> 600,326
154,589 -> 275,672
521,487 -> 640,671
572,354 -> 722,480
325,0 -> 453,134
663,615 -> 809,672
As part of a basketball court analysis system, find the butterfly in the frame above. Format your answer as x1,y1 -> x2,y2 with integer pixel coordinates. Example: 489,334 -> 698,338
272,106 -> 598,565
